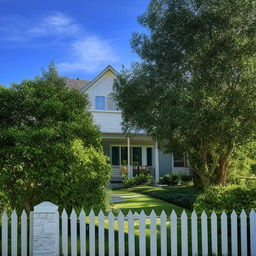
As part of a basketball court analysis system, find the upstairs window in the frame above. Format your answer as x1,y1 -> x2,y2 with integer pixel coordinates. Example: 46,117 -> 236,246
106,94 -> 119,111
95,96 -> 105,110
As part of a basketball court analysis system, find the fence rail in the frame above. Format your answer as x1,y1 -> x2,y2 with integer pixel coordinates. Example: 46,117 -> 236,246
1,208 -> 256,255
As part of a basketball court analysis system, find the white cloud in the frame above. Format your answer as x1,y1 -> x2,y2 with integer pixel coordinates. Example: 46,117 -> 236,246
58,36 -> 119,73
27,12 -> 80,37
0,12 -> 81,42
0,12 -> 119,73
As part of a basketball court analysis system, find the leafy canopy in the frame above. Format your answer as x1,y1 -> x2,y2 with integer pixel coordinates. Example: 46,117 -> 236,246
114,0 -> 256,186
0,64 -> 111,212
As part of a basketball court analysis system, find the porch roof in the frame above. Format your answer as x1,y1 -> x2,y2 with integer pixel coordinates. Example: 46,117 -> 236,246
102,132 -> 154,142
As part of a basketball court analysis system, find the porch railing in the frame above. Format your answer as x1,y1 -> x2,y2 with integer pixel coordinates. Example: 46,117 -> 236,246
111,165 -> 155,182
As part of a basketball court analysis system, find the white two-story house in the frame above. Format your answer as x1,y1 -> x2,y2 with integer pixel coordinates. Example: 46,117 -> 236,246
66,65 -> 189,182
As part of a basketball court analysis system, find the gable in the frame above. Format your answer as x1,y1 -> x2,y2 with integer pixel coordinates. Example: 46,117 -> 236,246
81,65 -> 118,92
84,67 -> 118,110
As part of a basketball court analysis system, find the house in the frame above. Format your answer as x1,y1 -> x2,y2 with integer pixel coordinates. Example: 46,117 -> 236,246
66,65 -> 189,182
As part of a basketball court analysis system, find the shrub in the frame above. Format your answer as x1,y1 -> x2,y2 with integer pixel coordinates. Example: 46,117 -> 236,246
160,173 -> 192,186
194,184 -> 256,214
131,185 -> 201,210
0,65 -> 112,213
123,173 -> 153,187
160,174 -> 180,185
149,190 -> 196,209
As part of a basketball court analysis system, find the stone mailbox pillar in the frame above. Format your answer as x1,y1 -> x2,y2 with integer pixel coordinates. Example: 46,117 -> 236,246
32,201 -> 59,256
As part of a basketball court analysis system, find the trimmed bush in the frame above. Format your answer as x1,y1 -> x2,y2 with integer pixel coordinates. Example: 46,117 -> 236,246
123,173 -> 153,187
131,185 -> 201,210
194,184 -> 256,214
148,190 -> 196,209
160,173 -> 192,186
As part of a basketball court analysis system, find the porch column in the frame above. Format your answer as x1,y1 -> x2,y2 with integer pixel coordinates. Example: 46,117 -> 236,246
155,141 -> 160,183
127,136 -> 131,178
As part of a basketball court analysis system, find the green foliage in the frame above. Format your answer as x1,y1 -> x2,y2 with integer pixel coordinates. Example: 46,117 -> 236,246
194,184 -> 256,214
114,0 -> 256,187
228,142 -> 256,184
0,64 -> 112,212
148,190 -> 196,210
123,173 -> 153,187
160,173 -> 192,185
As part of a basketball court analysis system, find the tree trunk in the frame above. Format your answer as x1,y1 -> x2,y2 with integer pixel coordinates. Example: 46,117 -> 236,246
216,157 -> 229,186
190,144 -> 233,187
191,169 -> 204,187
216,145 -> 233,186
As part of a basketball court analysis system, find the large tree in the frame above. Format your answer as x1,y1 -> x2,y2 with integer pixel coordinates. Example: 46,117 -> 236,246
114,0 -> 256,187
0,65 -> 111,212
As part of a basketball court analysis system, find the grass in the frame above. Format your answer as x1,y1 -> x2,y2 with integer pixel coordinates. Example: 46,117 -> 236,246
123,185 -> 202,210
111,188 -> 187,216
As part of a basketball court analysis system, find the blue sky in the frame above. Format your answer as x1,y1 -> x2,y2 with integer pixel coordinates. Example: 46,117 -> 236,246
0,0 -> 150,86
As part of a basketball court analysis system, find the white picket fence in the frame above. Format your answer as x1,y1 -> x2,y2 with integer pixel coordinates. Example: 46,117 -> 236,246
1,208 -> 256,255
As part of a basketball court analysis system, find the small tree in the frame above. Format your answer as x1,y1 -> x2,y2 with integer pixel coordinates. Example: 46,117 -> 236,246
0,65 -> 111,212
114,0 -> 256,187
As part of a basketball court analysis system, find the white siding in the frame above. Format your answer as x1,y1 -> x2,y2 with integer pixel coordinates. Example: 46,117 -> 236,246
86,71 -> 116,110
86,70 -> 124,133
92,110 -> 123,133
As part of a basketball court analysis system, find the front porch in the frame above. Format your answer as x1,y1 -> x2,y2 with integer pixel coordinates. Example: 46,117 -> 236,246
101,133 -> 160,183
111,165 -> 155,182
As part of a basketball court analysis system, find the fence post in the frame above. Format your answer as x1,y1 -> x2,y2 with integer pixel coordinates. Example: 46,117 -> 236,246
32,201 -> 59,256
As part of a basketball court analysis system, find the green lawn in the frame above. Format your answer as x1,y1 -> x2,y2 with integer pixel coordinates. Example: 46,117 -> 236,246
111,187 -> 188,215
122,185 -> 202,210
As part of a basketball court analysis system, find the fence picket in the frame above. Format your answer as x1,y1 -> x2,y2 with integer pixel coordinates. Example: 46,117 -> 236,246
181,211 -> 188,256
191,211 -> 198,256
171,210 -> 178,256
210,212 -> 217,255
79,209 -> 86,256
139,210 -> 146,256
21,210 -> 27,256
11,210 -> 18,256
108,212 -> 115,256
2,211 -> 8,256
118,211 -> 125,256
98,210 -> 105,256
221,212 -> 228,255
150,210 -> 157,256
230,210 -> 238,256
201,211 -> 208,256
89,210 -> 95,256
240,210 -> 248,256
128,211 -> 135,256
70,209 -> 77,256
61,209 -> 68,256
29,211 -> 33,256
250,210 -> 256,256
160,211 -> 167,256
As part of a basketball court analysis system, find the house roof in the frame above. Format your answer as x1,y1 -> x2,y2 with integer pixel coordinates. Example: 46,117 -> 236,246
80,65 -> 119,92
64,77 -> 90,90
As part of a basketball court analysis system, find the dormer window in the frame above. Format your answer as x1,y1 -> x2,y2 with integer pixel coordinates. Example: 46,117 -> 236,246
95,96 -> 105,110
